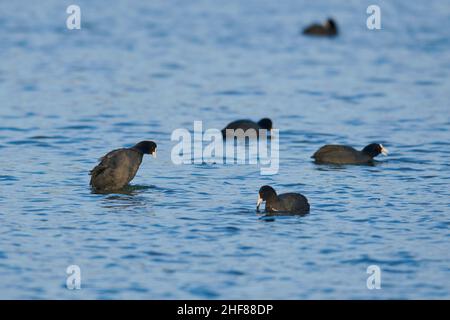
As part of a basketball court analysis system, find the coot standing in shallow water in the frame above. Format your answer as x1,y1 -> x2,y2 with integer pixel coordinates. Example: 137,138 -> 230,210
303,18 -> 338,37
90,141 -> 157,192
222,118 -> 272,139
257,185 -> 310,215
312,143 -> 388,165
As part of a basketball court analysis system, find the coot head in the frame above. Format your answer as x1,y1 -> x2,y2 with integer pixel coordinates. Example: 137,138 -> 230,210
326,18 -> 337,33
362,143 -> 388,158
257,185 -> 277,211
257,118 -> 273,131
133,141 -> 157,157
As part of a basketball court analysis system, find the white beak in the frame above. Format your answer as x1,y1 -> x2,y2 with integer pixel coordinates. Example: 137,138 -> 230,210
256,196 -> 263,211
152,150 -> 157,158
380,145 -> 388,156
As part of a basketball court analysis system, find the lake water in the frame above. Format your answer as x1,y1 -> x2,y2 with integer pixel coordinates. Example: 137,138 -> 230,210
0,0 -> 449,299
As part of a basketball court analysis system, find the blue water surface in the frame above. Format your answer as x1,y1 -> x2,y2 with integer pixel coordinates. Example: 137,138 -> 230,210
0,0 -> 449,299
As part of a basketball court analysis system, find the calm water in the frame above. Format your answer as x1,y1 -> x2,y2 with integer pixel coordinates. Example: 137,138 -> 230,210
0,0 -> 449,299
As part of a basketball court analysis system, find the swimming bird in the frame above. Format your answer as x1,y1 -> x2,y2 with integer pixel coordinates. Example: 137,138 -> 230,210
311,143 -> 388,164
221,118 -> 272,138
303,18 -> 338,37
90,141 -> 157,192
257,185 -> 310,215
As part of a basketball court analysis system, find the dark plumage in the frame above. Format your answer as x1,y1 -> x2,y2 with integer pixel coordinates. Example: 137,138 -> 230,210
312,143 -> 388,164
90,141 -> 157,192
221,118 -> 272,138
257,185 -> 310,215
303,18 -> 338,37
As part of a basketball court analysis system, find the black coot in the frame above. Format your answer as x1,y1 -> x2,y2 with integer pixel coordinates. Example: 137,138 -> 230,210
222,118 -> 272,139
90,141 -> 157,192
303,18 -> 338,36
312,143 -> 388,164
257,185 -> 310,215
